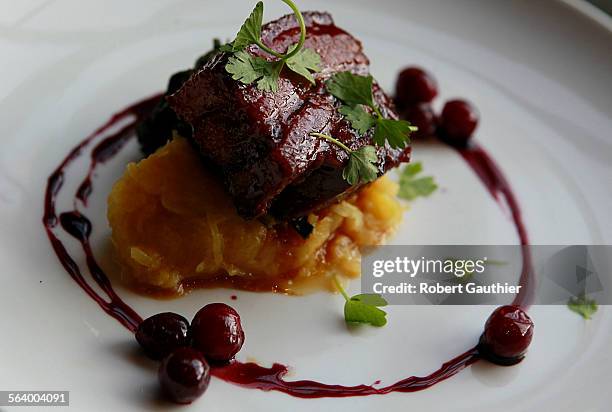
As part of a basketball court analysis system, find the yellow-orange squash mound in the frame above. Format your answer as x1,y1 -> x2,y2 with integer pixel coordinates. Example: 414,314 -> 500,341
107,138 -> 403,295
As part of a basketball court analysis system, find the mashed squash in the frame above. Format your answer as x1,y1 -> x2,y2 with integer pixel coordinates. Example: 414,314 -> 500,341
108,138 -> 403,295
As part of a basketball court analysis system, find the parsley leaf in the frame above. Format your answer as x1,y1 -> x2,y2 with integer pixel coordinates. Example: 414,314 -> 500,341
285,46 -> 321,85
374,117 -> 413,149
351,293 -> 388,306
326,71 -> 416,148
398,162 -> 438,201
327,72 -> 375,107
339,105 -> 376,134
223,0 -> 322,91
256,60 -> 284,92
402,161 -> 423,177
567,294 -> 598,320
226,51 -> 269,85
226,51 -> 284,92
343,145 -> 379,185
310,133 -> 378,185
232,1 -> 264,51
345,300 -> 388,327
333,277 -> 388,327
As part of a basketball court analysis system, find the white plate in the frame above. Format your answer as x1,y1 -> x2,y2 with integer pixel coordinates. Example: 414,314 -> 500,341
1,0 -> 611,411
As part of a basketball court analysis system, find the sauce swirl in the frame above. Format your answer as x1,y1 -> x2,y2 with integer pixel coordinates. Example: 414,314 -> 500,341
42,95 -> 533,397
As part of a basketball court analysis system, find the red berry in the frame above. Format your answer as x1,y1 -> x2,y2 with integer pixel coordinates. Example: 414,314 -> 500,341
136,312 -> 190,360
395,67 -> 438,107
399,103 -> 437,139
192,303 -> 245,362
479,305 -> 534,365
438,99 -> 479,146
159,347 -> 210,404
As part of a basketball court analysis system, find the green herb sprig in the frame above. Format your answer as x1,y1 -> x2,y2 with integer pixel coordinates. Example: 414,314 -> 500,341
224,0 -> 321,92
567,294 -> 598,320
397,162 -> 438,200
333,276 -> 388,327
310,133 -> 378,185
326,72 -> 417,149
309,72 -> 418,185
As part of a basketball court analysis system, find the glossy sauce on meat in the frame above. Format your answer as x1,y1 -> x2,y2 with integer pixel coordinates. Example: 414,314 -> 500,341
168,12 -> 411,219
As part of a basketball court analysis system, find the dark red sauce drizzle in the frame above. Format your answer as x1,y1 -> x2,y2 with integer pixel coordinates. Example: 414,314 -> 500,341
213,347 -> 480,398
42,96 -> 533,397
42,95 -> 161,332
458,145 -> 535,308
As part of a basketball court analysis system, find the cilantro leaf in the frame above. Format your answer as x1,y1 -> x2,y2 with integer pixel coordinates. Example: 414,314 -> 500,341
326,72 -> 375,107
339,105 -> 376,135
567,294 -> 598,320
399,177 -> 437,200
402,161 -> 423,177
256,60 -> 283,92
333,276 -> 388,327
232,1 -> 264,51
373,117 -> 412,149
226,51 -> 268,85
351,294 -> 388,306
398,162 -> 438,201
226,51 -> 283,92
326,71 -> 416,148
345,299 -> 388,327
223,0 -> 322,91
343,145 -> 379,185
285,46 -> 321,85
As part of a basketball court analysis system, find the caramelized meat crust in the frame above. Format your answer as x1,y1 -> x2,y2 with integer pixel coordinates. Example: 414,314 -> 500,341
167,12 -> 411,219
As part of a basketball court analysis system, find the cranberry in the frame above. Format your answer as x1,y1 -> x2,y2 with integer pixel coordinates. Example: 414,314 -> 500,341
159,347 -> 211,404
136,312 -> 191,360
438,99 -> 479,146
192,303 -> 245,362
395,67 -> 438,107
399,103 -> 437,139
479,305 -> 534,365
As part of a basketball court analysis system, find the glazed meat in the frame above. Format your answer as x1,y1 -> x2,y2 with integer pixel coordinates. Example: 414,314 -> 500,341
167,12 -> 411,219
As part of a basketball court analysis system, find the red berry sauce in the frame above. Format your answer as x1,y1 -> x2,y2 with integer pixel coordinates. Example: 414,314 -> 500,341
43,93 -> 534,399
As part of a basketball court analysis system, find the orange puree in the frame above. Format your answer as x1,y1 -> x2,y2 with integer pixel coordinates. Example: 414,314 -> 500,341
107,138 -> 402,296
